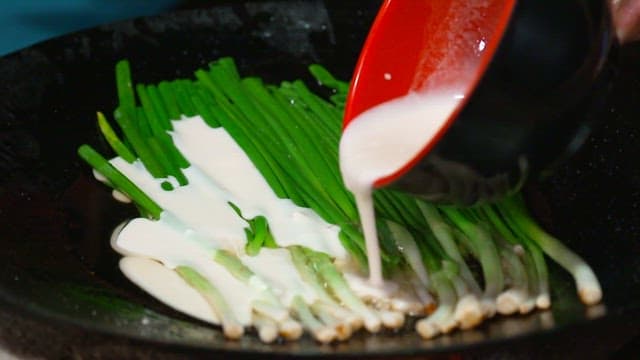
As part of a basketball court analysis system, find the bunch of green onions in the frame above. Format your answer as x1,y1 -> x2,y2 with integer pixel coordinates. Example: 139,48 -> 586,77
78,58 -> 602,342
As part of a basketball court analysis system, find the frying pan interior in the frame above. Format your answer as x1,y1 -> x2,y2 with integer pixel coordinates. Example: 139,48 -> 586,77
1,1 -> 639,357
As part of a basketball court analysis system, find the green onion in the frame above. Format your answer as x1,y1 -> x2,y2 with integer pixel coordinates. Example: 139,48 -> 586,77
96,111 -> 136,163
157,81 -> 181,120
136,84 -> 169,134
146,84 -> 172,130
501,195 -> 602,305
302,247 -> 382,333
291,295 -> 336,343
175,266 -> 244,339
77,144 -> 161,219
79,58 -> 604,343
442,207 -> 504,300
115,60 -> 136,111
308,64 -> 349,94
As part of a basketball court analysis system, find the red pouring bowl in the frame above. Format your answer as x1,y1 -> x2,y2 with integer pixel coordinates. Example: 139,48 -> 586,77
344,0 -> 615,205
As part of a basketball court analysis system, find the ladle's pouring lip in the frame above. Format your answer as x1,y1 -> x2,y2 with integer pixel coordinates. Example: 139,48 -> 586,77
342,0 -> 517,188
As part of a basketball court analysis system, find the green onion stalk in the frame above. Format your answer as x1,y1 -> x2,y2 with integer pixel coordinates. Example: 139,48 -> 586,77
77,58 -> 602,342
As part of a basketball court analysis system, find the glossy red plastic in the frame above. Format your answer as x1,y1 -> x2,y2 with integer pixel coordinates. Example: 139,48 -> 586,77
343,0 -> 516,188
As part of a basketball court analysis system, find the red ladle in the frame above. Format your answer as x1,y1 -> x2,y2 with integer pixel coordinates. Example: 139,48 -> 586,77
343,0 -> 614,205
343,0 -> 517,191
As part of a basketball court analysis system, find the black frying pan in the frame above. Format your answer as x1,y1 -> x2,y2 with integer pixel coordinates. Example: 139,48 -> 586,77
1,1 -> 640,358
